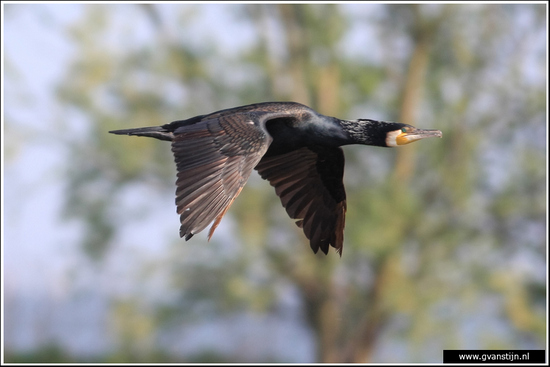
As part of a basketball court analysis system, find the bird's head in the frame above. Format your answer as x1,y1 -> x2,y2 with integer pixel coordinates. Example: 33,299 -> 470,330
341,119 -> 442,147
384,123 -> 443,147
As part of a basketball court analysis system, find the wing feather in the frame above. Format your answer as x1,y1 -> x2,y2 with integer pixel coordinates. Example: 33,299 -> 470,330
255,146 -> 347,255
171,116 -> 271,240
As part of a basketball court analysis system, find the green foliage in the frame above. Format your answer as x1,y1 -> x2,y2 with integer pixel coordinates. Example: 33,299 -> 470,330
4,346 -> 75,364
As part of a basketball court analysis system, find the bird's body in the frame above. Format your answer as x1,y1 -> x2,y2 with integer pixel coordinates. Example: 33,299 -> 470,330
110,102 -> 442,255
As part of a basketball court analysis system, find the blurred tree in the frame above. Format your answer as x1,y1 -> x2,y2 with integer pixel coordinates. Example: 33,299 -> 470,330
52,3 -> 545,363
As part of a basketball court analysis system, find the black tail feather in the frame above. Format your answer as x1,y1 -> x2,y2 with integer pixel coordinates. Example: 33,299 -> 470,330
109,126 -> 173,141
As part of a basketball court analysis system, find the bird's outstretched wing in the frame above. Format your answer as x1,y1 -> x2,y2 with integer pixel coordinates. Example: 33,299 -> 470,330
255,146 -> 347,255
172,114 -> 272,240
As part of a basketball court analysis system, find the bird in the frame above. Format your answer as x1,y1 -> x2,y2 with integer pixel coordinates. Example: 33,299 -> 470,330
110,101 -> 442,255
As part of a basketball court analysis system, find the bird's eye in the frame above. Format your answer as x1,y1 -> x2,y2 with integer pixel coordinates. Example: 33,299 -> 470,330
401,128 -> 407,133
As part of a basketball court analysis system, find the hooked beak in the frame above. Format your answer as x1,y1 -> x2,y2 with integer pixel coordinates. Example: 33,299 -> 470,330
397,128 -> 442,145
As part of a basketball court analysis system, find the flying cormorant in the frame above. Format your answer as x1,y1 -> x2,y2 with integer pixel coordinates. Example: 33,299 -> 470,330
110,101 -> 442,255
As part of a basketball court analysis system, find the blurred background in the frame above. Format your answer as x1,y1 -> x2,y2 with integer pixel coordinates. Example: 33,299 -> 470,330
3,3 -> 547,363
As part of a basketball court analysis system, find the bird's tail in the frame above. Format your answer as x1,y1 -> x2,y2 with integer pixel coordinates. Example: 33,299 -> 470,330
109,126 -> 173,141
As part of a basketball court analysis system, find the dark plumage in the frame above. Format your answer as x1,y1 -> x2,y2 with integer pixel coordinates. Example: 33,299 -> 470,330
110,102 -> 442,255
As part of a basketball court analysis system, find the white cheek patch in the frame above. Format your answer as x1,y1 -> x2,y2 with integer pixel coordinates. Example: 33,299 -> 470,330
386,130 -> 401,147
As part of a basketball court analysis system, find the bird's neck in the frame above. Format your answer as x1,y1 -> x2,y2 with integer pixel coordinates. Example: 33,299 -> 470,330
338,119 -> 391,147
